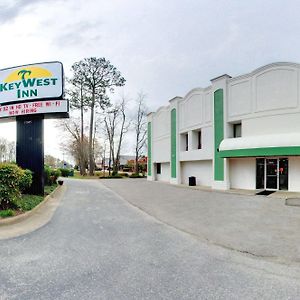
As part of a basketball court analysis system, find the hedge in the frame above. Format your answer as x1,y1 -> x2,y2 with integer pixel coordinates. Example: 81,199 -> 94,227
0,163 -> 32,210
44,166 -> 61,186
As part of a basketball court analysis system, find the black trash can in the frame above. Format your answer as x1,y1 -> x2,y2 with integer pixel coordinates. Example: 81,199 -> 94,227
189,176 -> 196,186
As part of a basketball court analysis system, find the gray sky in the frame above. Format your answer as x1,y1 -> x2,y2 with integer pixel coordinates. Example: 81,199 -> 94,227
0,0 -> 300,158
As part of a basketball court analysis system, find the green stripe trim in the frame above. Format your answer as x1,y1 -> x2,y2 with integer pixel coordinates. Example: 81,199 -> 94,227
147,122 -> 152,176
171,108 -> 177,178
220,146 -> 300,158
214,89 -> 224,181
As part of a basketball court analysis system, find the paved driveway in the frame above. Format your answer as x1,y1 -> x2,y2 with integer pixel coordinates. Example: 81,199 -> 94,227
102,179 -> 300,263
0,179 -> 300,299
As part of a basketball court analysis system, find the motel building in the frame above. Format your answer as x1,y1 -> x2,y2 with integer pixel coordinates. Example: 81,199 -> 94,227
147,62 -> 300,192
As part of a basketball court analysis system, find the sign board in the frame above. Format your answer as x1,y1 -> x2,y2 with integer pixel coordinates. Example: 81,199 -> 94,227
0,100 -> 68,119
0,62 -> 63,104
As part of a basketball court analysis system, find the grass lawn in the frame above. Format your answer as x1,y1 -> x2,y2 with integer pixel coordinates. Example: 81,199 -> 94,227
0,184 -> 58,218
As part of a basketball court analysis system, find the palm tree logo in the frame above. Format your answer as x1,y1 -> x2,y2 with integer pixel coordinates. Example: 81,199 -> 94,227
18,69 -> 32,80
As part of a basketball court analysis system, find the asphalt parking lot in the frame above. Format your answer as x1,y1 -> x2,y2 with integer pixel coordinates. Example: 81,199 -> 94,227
1,178 -> 300,299
102,178 -> 300,263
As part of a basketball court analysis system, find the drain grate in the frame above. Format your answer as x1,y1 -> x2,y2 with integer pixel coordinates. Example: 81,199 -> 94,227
256,190 -> 275,196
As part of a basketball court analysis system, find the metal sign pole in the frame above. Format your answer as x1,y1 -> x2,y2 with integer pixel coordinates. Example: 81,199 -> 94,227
16,114 -> 44,195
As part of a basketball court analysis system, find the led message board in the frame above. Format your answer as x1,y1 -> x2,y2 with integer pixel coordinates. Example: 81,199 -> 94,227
0,100 -> 68,119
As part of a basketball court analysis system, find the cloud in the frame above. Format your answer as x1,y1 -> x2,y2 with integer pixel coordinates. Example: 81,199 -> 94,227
52,21 -> 102,47
0,0 -> 67,24
2,0 -> 300,158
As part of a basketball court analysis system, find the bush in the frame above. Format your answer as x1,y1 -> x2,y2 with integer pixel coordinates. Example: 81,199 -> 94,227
59,168 -> 71,177
123,173 -> 129,177
44,165 -> 51,185
0,163 -> 25,209
118,172 -> 129,177
19,169 -> 33,193
44,166 -> 61,185
99,174 -> 123,179
129,173 -> 145,178
50,169 -> 61,184
112,174 -> 122,178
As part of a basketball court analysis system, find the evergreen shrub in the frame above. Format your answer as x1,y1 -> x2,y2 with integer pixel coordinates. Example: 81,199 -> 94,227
0,163 -> 32,209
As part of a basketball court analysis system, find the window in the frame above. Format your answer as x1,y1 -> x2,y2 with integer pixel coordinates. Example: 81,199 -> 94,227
180,132 -> 189,151
191,129 -> 202,150
233,123 -> 241,138
156,163 -> 161,174
197,131 -> 202,149
185,134 -> 188,151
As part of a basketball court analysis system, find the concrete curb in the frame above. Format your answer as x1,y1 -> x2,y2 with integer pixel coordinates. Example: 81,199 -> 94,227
0,185 -> 64,227
154,180 -> 300,199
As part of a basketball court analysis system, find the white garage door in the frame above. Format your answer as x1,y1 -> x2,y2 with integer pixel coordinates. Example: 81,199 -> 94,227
181,160 -> 212,187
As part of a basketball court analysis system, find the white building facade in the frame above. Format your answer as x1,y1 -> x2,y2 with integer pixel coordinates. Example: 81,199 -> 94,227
147,62 -> 300,192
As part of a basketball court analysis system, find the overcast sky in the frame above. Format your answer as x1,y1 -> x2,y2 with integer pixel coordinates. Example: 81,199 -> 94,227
0,0 -> 300,159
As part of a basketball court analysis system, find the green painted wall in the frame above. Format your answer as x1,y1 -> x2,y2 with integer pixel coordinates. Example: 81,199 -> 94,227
220,146 -> 300,158
147,122 -> 152,176
171,108 -> 177,178
214,89 -> 224,181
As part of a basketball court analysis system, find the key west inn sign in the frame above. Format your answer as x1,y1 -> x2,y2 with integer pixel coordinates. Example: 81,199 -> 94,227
0,62 -> 68,194
0,62 -> 67,119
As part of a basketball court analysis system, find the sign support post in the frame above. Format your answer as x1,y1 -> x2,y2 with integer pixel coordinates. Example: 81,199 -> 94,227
16,114 -> 44,195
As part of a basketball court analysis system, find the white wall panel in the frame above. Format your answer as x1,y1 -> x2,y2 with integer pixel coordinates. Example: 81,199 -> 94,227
228,80 -> 252,117
157,163 -> 170,182
242,113 -> 300,136
179,93 -> 203,130
204,92 -> 212,123
255,68 -> 298,112
229,158 -> 256,190
152,137 -> 170,163
288,157 -> 300,192
153,108 -> 170,138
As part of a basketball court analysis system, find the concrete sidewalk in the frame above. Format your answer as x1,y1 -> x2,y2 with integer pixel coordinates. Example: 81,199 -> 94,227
102,179 -> 300,264
0,185 -> 65,240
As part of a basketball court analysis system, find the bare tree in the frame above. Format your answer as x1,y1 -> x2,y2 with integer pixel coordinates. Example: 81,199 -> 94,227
67,74 -> 90,175
0,138 -> 15,162
45,155 -> 57,168
115,96 -> 130,174
104,97 -> 130,175
101,142 -> 107,176
7,141 -> 15,162
59,119 -> 89,173
0,139 -> 6,162
104,108 -> 118,175
133,92 -> 148,174
71,57 -> 125,176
